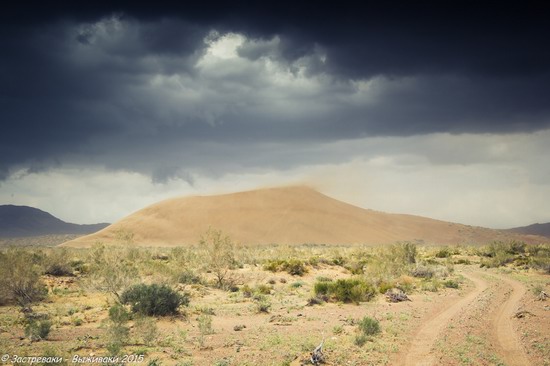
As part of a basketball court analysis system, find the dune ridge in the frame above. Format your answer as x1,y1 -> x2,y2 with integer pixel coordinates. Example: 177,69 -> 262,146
61,186 -> 540,247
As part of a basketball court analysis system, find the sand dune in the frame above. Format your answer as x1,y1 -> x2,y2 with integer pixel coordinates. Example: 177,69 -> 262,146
61,186 -> 540,247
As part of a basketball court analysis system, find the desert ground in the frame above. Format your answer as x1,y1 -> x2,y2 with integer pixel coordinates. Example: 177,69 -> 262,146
0,239 -> 548,366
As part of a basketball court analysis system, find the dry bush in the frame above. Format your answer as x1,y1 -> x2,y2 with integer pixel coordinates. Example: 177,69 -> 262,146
200,228 -> 237,289
84,244 -> 139,300
0,248 -> 47,306
44,248 -> 73,276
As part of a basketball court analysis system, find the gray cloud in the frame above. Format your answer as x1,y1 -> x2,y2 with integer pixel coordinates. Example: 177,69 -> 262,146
1,4 -> 550,184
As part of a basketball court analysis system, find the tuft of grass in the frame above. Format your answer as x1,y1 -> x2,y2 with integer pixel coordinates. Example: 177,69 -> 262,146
253,295 -> 271,313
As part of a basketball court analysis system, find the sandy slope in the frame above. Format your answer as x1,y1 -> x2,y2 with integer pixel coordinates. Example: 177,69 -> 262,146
61,186 -> 539,247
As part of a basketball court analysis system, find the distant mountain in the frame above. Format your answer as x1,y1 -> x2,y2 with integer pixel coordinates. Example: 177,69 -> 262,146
507,223 -> 550,238
0,205 -> 109,238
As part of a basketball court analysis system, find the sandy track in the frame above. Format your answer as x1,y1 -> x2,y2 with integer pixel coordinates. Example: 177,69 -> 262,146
397,272 -> 487,366
487,272 -> 530,366
397,269 -> 529,366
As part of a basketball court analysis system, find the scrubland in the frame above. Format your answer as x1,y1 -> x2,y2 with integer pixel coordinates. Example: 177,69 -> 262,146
0,232 -> 549,365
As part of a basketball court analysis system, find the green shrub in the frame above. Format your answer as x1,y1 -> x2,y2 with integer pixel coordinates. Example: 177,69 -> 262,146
331,256 -> 346,266
378,281 -> 395,294
315,276 -> 333,282
313,278 -> 376,304
313,281 -> 331,295
44,249 -> 74,276
443,280 -> 459,289
255,284 -> 272,295
177,270 -> 204,285
421,279 -> 441,292
197,313 -> 214,335
24,314 -> 52,341
357,316 -> 381,336
240,284 -> 253,297
0,249 -> 48,306
121,284 -> 188,316
454,258 -> 471,265
354,316 -> 381,346
106,303 -> 130,355
253,295 -> 271,313
435,247 -> 452,258
264,259 -> 308,276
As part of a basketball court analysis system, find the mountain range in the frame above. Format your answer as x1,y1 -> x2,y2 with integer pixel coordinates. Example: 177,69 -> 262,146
507,223 -> 550,238
0,205 -> 109,238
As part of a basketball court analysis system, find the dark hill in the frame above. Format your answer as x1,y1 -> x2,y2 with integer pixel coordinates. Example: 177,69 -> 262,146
0,205 -> 109,238
507,223 -> 550,238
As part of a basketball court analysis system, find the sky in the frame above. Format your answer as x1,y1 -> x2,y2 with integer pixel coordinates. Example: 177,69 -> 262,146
1,3 -> 549,228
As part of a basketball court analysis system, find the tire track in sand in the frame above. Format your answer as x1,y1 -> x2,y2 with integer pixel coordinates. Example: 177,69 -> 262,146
398,270 -> 529,366
487,272 -> 529,366
399,271 -> 488,366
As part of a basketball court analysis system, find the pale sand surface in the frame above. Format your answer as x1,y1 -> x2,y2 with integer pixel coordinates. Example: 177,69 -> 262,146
61,186 -> 538,247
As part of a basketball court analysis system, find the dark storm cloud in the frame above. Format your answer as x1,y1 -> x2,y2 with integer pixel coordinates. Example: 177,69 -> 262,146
1,2 -> 550,181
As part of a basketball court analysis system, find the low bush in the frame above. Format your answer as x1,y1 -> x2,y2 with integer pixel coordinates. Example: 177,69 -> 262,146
135,316 -> 158,346
313,278 -> 376,304
0,249 -> 48,306
443,280 -> 459,289
377,281 -> 395,294
121,284 -> 188,316
454,258 -> 471,265
106,303 -> 130,355
177,270 -> 204,285
411,265 -> 434,279
264,259 -> 308,276
357,316 -> 381,336
44,249 -> 73,276
435,247 -> 452,258
253,295 -> 271,313
421,279 -> 441,292
354,316 -> 380,346
24,314 -> 52,341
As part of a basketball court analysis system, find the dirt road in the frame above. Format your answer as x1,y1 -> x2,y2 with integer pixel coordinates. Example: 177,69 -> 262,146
489,272 -> 529,366
396,269 -> 529,366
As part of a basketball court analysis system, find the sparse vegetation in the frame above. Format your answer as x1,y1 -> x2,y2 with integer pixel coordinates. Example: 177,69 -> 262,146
0,238 -> 548,365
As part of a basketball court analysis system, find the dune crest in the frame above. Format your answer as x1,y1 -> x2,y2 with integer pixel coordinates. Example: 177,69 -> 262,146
61,186 -> 537,247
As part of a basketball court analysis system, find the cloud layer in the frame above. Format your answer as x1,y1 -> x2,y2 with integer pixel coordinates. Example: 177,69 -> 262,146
1,4 -> 549,227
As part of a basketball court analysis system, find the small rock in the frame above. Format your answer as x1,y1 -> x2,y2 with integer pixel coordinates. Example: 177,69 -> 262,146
234,324 -> 246,331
